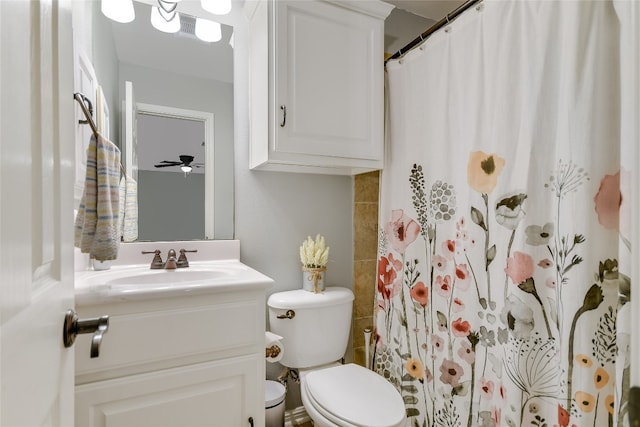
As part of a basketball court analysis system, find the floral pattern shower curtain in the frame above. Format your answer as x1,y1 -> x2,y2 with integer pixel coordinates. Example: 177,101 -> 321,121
376,2 -> 635,426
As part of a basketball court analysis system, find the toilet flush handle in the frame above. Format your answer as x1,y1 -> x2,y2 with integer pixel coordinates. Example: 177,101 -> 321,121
276,309 -> 295,320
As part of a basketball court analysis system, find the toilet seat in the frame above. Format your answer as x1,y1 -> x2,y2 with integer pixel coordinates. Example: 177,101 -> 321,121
301,363 -> 405,427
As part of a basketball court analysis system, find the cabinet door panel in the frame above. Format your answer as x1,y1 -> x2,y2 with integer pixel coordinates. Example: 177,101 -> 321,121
76,356 -> 261,427
275,1 -> 380,160
75,299 -> 261,378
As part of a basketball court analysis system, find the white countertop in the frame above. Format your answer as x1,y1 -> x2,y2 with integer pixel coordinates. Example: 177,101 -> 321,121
75,241 -> 274,305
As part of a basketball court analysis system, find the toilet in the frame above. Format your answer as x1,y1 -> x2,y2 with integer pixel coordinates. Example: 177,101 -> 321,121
267,287 -> 406,427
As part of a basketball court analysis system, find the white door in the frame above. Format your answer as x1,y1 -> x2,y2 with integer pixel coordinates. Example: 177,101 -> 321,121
0,1 -> 76,426
124,81 -> 138,182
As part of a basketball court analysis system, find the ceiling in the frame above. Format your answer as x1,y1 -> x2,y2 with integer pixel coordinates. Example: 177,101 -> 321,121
385,0 -> 467,20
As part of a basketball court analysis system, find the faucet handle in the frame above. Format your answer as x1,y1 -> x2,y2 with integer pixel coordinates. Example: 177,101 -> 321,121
142,250 -> 164,269
177,249 -> 198,268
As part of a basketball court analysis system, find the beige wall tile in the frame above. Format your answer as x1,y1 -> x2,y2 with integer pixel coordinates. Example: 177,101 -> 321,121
354,346 -> 366,367
353,316 -> 372,347
352,171 -> 379,368
354,225 -> 378,260
354,202 -> 378,227
354,171 -> 380,203
353,260 -> 376,318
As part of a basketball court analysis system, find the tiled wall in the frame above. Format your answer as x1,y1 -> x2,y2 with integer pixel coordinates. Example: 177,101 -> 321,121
352,171 -> 379,367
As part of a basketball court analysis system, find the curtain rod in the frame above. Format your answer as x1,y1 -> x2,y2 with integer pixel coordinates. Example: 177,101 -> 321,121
385,0 -> 483,64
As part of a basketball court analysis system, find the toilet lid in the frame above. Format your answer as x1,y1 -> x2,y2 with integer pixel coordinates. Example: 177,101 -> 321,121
304,364 -> 405,427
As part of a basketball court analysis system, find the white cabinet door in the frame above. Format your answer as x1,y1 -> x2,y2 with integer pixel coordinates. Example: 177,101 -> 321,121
275,0 -> 381,160
76,355 -> 262,427
247,0 -> 392,174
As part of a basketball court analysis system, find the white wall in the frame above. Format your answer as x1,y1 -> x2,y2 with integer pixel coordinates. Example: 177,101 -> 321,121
232,17 -> 354,301
233,15 -> 355,409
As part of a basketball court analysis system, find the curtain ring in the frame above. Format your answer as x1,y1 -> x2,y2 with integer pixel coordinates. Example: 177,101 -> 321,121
444,14 -> 452,33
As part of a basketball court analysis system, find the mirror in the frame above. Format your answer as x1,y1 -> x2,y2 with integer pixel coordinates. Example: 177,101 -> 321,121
89,0 -> 236,240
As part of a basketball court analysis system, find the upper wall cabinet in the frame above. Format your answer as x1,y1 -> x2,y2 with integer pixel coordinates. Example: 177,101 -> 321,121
245,0 -> 394,175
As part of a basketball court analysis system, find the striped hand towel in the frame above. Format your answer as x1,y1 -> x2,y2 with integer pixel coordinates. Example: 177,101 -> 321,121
74,134 -> 121,261
119,176 -> 138,242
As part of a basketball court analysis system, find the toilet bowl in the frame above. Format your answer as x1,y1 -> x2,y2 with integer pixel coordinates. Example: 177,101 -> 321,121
267,288 -> 406,427
299,364 -> 405,427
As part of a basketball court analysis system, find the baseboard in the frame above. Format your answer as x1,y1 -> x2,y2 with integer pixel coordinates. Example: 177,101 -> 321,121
284,406 -> 311,426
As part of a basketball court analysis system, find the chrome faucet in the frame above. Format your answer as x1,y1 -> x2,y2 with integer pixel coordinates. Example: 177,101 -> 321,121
164,249 -> 178,270
142,248 -> 197,269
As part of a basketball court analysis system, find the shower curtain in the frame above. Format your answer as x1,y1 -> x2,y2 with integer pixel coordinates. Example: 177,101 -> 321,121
376,1 -> 638,426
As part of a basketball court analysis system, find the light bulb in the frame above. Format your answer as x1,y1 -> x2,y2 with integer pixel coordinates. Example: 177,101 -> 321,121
181,165 -> 193,173
200,0 -> 232,15
151,6 -> 180,33
195,18 -> 222,43
101,0 -> 135,23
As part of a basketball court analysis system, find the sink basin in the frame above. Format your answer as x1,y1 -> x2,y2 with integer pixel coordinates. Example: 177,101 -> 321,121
74,260 -> 274,304
107,269 -> 229,286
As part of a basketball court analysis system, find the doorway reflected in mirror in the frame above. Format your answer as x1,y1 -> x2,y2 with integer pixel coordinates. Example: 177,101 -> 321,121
137,112 -> 208,241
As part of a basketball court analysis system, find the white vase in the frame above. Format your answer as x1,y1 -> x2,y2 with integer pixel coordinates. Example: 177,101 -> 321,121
302,267 -> 326,293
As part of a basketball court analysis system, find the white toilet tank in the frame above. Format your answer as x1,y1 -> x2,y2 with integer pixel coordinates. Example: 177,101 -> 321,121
268,287 -> 354,369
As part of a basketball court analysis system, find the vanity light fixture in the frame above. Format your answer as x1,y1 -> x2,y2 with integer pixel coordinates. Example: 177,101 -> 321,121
151,0 -> 181,33
102,0 -> 227,44
195,18 -> 222,43
101,0 -> 135,23
200,0 -> 232,16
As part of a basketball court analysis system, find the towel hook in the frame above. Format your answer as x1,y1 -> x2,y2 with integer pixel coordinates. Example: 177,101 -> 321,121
73,93 -> 98,138
75,94 -> 93,125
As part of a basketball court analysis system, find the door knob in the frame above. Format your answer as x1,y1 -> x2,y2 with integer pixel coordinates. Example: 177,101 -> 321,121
63,309 -> 109,358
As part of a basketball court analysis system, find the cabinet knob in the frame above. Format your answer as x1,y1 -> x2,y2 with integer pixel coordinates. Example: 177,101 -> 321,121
279,105 -> 286,127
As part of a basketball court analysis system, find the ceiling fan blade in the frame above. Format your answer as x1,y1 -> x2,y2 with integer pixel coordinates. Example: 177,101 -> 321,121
154,162 -> 180,168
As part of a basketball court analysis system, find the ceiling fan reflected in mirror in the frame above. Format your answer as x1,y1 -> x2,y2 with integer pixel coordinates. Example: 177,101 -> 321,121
154,155 -> 203,176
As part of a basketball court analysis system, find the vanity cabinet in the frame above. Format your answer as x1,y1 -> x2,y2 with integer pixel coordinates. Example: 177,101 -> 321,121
74,285 -> 267,427
245,0 -> 394,174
